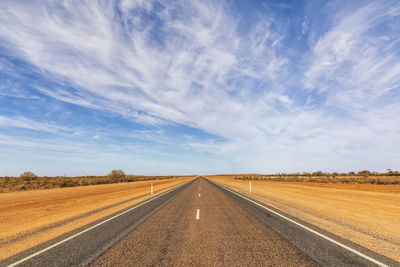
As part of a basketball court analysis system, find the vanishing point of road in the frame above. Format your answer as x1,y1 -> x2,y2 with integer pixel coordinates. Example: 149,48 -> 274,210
1,177 -> 399,267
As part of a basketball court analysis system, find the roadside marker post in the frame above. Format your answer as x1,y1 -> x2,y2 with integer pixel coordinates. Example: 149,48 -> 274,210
151,183 -> 153,194
216,181 -> 390,267
249,181 -> 252,194
7,180 -> 193,267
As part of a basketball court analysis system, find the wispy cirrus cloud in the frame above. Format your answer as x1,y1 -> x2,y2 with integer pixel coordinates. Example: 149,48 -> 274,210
0,0 -> 399,175
0,0 -> 288,139
0,114 -> 72,134
304,2 -> 400,99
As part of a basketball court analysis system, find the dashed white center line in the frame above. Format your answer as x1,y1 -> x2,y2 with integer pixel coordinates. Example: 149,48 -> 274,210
196,209 -> 200,220
198,193 -> 201,197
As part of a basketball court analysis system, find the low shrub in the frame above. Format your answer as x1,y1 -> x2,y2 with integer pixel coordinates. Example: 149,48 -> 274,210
210,171 -> 400,185
0,173 -> 190,193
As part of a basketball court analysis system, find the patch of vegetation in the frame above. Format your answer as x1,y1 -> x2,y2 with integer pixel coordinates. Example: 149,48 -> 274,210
0,171 -> 186,193
107,170 -> 126,182
210,170 -> 400,185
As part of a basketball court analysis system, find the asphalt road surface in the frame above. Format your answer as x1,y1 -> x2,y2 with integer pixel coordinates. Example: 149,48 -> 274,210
2,177 -> 399,267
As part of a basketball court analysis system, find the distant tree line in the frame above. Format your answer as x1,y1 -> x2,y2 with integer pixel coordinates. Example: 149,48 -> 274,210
209,170 -> 400,185
0,170 -> 186,193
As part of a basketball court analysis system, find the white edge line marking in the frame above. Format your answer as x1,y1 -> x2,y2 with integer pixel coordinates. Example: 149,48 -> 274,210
7,180 -> 191,267
216,182 -> 388,267
196,209 -> 200,220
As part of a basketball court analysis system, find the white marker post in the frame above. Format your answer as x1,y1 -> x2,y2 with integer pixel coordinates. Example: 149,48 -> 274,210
196,209 -> 200,220
249,181 -> 252,194
151,183 -> 153,194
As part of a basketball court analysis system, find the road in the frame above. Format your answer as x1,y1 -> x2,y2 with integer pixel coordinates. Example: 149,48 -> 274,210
91,177 -> 316,266
1,177 -> 398,266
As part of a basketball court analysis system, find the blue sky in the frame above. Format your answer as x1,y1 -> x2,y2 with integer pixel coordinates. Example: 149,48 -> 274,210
0,0 -> 399,176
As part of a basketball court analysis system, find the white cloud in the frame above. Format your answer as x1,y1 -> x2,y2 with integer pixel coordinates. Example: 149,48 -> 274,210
0,0 -> 288,143
293,1 -> 400,171
0,114 -> 72,134
0,0 -> 399,173
301,15 -> 309,35
304,2 -> 400,101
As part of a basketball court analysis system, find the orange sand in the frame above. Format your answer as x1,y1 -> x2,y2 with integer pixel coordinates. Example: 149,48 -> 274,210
208,177 -> 400,262
0,177 -> 193,260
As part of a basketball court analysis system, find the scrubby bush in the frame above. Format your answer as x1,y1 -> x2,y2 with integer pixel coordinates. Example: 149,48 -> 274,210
225,170 -> 400,185
107,170 -> 126,182
19,171 -> 37,181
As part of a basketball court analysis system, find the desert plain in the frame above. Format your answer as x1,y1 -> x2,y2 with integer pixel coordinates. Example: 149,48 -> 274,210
208,176 -> 400,262
1,175 -> 399,263
0,176 -> 193,260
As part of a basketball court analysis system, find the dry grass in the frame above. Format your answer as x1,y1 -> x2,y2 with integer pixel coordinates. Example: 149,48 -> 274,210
208,177 -> 400,262
208,174 -> 400,184
0,176 -> 194,260
0,175 -> 191,193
